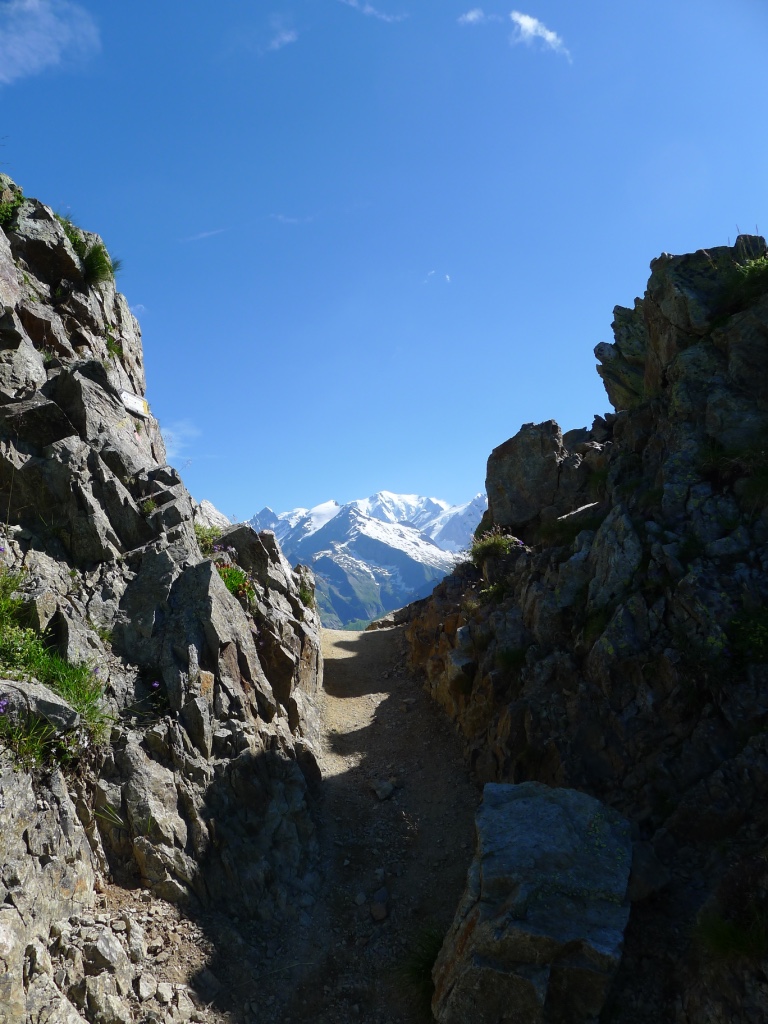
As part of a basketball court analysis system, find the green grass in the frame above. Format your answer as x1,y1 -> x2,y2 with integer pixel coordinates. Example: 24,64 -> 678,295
82,242 -> 121,286
478,581 -> 506,605
0,567 -> 108,765
469,528 -> 523,566
0,190 -> 24,228
298,583 -> 315,609
55,214 -> 88,259
194,522 -> 221,556
55,215 -> 121,286
395,926 -> 444,1020
140,498 -> 157,516
216,563 -> 255,604
715,254 -> 768,319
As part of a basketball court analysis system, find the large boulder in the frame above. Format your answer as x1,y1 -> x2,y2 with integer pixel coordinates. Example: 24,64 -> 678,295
433,783 -> 632,1024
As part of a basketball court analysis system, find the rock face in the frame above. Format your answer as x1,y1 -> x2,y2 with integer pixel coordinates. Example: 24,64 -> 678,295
0,175 -> 324,1022
407,238 -> 768,1023
433,783 -> 632,1024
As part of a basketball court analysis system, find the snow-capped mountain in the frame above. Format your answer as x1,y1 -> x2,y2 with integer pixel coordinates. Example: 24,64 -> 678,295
248,490 -> 487,628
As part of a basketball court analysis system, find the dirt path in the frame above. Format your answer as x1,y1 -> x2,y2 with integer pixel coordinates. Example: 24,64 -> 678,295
95,626 -> 478,1024
245,625 -> 479,1024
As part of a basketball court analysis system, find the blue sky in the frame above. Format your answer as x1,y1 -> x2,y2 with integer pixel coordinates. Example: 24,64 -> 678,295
1,0 -> 767,518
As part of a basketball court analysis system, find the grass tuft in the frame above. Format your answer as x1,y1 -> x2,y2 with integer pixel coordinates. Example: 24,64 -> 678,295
194,523 -> 222,556
0,566 -> 108,765
469,527 -> 524,566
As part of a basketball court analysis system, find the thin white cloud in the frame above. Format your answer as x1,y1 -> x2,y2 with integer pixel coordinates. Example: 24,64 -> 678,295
267,29 -> 297,52
458,9 -> 502,25
509,10 -> 570,60
337,0 -> 407,24
270,213 -> 315,226
161,420 -> 201,461
181,228 -> 227,242
422,269 -> 452,285
0,0 -> 99,86
130,303 -> 147,316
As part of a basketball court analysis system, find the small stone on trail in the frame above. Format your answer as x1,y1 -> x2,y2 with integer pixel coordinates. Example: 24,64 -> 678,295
371,779 -> 394,801
355,892 -> 367,906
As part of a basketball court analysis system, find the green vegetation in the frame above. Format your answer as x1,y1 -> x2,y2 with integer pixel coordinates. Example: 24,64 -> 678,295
298,583 -> 315,609
0,190 -> 24,228
478,581 -> 506,605
55,214 -> 87,258
587,466 -> 610,500
104,326 -> 123,361
55,213 -> 121,286
695,909 -> 768,961
216,563 -> 255,604
0,566 -> 107,766
395,926 -> 444,1019
194,522 -> 222,556
469,527 -> 523,566
715,254 -> 768,319
140,498 -> 157,516
82,242 -> 121,286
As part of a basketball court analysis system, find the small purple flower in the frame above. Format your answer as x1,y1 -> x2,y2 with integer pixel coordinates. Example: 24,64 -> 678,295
151,681 -> 160,690
0,698 -> 9,715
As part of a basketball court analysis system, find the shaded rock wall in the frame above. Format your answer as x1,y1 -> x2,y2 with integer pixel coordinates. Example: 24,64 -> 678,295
407,238 -> 768,1023
0,176 -> 324,1022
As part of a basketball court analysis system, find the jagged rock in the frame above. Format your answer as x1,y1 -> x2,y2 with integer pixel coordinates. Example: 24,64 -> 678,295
408,234 -> 768,1022
192,499 -> 230,531
0,223 -> 21,311
433,783 -> 632,1024
0,176 -> 325,1020
0,679 -> 80,732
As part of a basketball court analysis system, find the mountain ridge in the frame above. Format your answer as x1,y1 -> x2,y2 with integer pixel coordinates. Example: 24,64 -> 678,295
248,490 -> 487,627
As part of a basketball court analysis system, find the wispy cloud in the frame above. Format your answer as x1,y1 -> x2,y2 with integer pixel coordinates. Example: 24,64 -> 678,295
267,28 -> 297,52
337,0 -> 407,24
0,0 -> 99,85
510,10 -> 570,60
422,269 -> 452,285
181,228 -> 227,243
161,420 -> 201,461
270,213 -> 315,226
457,9 -> 502,25
130,303 -> 147,316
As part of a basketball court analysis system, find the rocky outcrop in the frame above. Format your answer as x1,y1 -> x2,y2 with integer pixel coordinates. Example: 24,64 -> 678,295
408,238 -> 768,1022
0,175 -> 324,1023
433,783 -> 632,1024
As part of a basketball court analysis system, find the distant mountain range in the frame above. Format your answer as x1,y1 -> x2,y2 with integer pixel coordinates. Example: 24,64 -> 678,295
247,491 -> 487,628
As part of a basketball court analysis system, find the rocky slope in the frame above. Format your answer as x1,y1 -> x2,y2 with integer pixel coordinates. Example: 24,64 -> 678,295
0,175 -> 324,1024
250,491 -> 486,627
406,237 -> 768,1023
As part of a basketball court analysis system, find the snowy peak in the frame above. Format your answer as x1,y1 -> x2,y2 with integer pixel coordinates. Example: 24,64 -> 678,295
246,489 -> 487,627
349,491 -> 450,529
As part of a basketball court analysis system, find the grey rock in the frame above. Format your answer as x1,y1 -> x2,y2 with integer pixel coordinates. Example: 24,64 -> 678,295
433,783 -> 632,1024
0,679 -> 80,732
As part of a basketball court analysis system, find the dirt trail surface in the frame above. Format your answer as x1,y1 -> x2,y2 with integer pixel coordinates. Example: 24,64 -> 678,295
238,624 -> 478,1024
92,625 -> 477,1024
